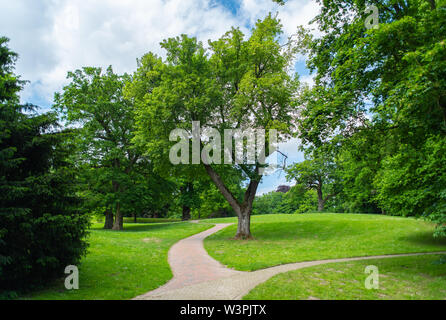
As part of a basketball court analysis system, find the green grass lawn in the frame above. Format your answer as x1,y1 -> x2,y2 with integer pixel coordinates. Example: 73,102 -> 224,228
204,214 -> 446,271
20,213 -> 446,300
244,254 -> 446,300
22,221 -> 212,300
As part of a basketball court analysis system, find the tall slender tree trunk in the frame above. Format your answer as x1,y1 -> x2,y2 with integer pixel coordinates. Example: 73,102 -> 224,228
111,160 -> 124,230
182,205 -> 191,221
181,182 -> 193,221
111,174 -> 123,230
104,209 -> 114,229
317,199 -> 325,212
317,188 -> 325,212
112,202 -> 123,230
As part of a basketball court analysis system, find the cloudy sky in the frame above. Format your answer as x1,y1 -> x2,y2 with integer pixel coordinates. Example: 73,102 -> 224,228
0,0 -> 321,194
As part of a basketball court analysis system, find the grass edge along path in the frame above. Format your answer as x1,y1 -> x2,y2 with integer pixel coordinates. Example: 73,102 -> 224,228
243,254 -> 446,300
204,214 -> 446,271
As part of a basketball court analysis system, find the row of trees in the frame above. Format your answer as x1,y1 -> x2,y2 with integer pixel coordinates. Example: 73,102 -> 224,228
47,14 -> 298,238
5,0 -> 446,239
252,187 -> 318,215
54,65 -> 247,230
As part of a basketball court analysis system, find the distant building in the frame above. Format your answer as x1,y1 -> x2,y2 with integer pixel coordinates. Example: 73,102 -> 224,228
276,185 -> 291,193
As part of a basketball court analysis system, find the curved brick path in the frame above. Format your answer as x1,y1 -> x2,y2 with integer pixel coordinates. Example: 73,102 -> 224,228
133,223 -> 446,300
134,224 -> 244,299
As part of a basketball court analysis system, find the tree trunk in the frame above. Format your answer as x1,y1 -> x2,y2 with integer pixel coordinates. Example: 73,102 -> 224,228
317,199 -> 325,212
317,188 -> 325,212
427,0 -> 436,10
112,202 -> 123,230
111,174 -> 123,230
104,210 -> 114,229
180,183 -> 193,221
235,208 -> 252,240
203,163 -> 259,240
133,214 -> 137,223
182,205 -> 191,221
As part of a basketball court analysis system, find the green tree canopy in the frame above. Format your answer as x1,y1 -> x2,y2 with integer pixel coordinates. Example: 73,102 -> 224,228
54,66 -> 155,230
295,0 -> 446,234
128,14 -> 301,239
286,150 -> 340,211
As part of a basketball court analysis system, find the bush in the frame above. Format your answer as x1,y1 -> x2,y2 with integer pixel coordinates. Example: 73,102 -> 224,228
0,118 -> 91,297
374,135 -> 446,237
0,112 -> 90,296
0,211 -> 89,297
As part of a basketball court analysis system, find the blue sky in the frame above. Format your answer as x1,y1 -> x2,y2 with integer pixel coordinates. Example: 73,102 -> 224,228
213,0 -> 241,15
0,0 -> 320,195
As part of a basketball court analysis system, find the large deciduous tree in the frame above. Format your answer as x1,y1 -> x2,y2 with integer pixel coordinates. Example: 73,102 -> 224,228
54,66 -> 145,230
286,152 -> 339,212
129,15 -> 300,239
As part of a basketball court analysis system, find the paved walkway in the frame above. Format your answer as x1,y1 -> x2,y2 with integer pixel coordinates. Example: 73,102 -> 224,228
133,224 -> 446,300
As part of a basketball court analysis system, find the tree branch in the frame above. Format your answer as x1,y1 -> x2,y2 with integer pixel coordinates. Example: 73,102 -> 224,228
203,164 -> 242,214
426,0 -> 436,10
242,177 -> 260,210
323,191 -> 339,202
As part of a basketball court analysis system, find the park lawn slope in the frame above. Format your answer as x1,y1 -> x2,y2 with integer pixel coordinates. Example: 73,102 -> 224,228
244,254 -> 446,300
22,222 -> 213,300
204,214 -> 446,271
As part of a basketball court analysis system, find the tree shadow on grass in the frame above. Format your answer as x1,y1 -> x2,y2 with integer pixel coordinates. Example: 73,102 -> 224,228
210,221 -> 361,242
91,222 -> 189,233
401,231 -> 446,247
249,221 -> 365,241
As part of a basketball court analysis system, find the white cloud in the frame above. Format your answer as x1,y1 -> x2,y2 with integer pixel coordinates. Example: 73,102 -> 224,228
1,0 -> 241,105
0,0 -> 320,107
300,73 -> 315,87
238,0 -> 321,42
1,0 -> 319,195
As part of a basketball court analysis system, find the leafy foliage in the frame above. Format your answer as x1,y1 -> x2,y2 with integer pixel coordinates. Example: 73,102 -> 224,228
286,151 -> 340,211
252,186 -> 318,215
295,0 -> 446,234
0,37 -> 89,297
54,66 -> 174,229
128,14 -> 301,238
